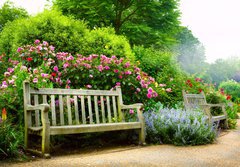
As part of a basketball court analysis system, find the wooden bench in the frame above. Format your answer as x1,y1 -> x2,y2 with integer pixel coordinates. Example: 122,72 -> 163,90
23,81 -> 145,158
182,90 -> 228,128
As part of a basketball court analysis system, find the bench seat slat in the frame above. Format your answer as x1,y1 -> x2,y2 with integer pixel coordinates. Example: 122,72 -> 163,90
28,122 -> 141,135
51,122 -> 141,135
30,88 -> 119,96
212,115 -> 227,121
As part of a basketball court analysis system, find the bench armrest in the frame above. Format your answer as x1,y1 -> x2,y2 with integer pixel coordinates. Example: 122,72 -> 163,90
121,103 -> 143,109
204,103 -> 224,107
199,103 -> 227,117
26,104 -> 50,112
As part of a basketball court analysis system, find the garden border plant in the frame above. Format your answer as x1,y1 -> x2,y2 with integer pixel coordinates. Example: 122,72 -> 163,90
144,102 -> 217,146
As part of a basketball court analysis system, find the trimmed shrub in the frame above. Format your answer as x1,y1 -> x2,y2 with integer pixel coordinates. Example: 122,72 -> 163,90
144,103 -> 216,146
0,10 -> 134,77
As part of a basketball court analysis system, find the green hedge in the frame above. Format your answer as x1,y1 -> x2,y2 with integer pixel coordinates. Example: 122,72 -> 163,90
0,10 -> 134,76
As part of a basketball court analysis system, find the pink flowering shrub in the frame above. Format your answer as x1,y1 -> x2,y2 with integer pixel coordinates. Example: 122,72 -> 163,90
0,41 -> 164,120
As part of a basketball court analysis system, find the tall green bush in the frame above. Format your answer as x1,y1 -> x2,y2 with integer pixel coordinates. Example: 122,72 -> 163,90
219,80 -> 240,102
0,10 -> 134,77
133,46 -> 186,107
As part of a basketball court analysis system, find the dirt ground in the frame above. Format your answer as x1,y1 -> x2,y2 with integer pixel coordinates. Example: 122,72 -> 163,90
1,119 -> 240,167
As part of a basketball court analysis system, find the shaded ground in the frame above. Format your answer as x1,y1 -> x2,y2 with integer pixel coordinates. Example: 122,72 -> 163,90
1,120 -> 240,167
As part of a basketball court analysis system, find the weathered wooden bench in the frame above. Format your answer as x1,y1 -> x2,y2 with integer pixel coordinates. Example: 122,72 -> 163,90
23,81 -> 145,158
182,90 -> 228,128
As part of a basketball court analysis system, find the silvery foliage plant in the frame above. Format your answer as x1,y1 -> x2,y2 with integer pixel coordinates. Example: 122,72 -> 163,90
144,104 -> 217,146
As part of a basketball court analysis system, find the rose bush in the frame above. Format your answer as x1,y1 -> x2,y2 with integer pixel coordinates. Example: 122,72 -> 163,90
0,40 -> 165,125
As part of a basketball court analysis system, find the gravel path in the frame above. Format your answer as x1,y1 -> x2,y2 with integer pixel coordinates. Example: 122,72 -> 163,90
1,119 -> 240,167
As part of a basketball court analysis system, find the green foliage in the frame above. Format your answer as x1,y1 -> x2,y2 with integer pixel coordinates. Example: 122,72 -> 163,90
133,46 -> 187,107
0,10 -> 134,69
205,57 -> 240,85
54,0 -> 181,48
219,80 -> 240,102
83,28 -> 134,61
144,104 -> 216,146
0,1 -> 28,32
0,119 -> 24,160
0,41 -> 160,125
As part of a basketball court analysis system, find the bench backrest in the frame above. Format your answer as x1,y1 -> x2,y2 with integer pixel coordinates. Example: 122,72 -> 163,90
182,90 -> 207,109
23,82 -> 125,127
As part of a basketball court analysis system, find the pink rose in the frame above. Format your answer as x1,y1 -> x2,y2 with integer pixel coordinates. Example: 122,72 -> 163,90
33,78 -> 38,83
53,66 -> 59,72
147,93 -> 152,98
8,79 -> 14,85
34,39 -> 40,44
153,92 -> 158,97
148,87 -> 153,93
86,85 -> 92,89
129,109 -> 134,114
124,61 -> 130,68
4,72 -> 10,77
166,88 -> 172,92
66,79 -> 71,84
159,84 -> 166,87
136,75 -> 141,81
49,45 -> 55,51
125,70 -> 132,75
98,65 -> 103,72
17,47 -> 23,53
7,68 -> 14,73
63,63 -> 69,69
43,41 -> 49,46
104,66 -> 110,70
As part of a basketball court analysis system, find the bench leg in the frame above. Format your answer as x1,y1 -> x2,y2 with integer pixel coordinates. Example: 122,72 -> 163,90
139,128 -> 146,146
42,133 -> 50,157
24,130 -> 29,150
224,119 -> 229,129
42,122 -> 50,158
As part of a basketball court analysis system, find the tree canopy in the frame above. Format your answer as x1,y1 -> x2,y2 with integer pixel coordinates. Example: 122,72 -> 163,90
54,0 -> 181,48
0,1 -> 28,32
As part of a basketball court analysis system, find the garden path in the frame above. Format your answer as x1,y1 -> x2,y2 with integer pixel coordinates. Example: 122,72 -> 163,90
2,119 -> 240,167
